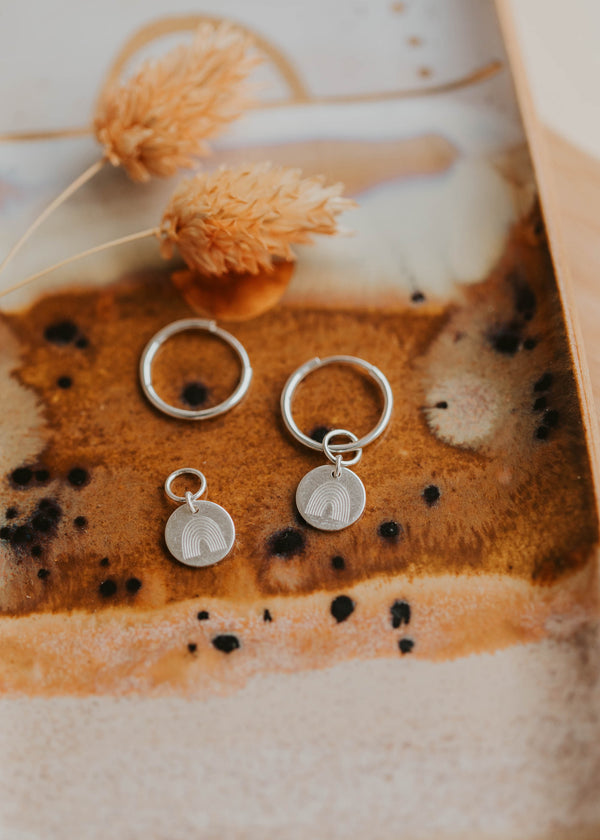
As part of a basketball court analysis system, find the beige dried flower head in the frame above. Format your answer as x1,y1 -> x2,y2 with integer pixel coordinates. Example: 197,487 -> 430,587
94,23 -> 260,182
158,162 -> 356,276
1,162 -> 357,310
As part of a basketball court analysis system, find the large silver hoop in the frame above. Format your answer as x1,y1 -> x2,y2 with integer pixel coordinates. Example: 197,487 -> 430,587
280,355 -> 393,452
140,319 -> 252,420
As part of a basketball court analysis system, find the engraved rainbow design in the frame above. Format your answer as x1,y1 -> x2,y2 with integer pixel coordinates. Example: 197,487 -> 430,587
182,514 -> 228,561
305,480 -> 351,525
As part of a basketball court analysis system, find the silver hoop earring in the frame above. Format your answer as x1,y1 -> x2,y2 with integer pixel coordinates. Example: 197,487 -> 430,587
164,468 -> 235,567
139,318 -> 252,420
280,355 -> 393,531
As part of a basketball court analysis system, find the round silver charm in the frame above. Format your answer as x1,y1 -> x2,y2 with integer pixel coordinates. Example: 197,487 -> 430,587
296,465 -> 366,531
165,501 -> 235,567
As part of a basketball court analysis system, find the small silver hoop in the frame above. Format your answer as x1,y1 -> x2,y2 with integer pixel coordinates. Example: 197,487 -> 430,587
165,468 -> 207,504
140,319 -> 252,420
280,355 -> 393,452
323,429 -> 362,469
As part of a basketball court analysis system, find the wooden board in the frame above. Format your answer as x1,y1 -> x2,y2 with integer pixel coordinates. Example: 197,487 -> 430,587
495,0 -> 600,489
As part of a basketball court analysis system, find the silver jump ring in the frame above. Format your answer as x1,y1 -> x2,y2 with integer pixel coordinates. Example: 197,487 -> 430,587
323,429 -> 362,469
140,319 -> 252,420
165,468 -> 207,504
280,355 -> 393,452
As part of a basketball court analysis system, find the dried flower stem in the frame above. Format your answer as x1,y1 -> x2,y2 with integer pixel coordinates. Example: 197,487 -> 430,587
0,22 -> 257,282
0,162 -> 354,300
0,157 -> 106,279
0,227 -> 158,299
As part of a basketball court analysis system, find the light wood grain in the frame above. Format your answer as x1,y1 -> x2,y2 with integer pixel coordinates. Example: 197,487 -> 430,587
496,0 -> 600,506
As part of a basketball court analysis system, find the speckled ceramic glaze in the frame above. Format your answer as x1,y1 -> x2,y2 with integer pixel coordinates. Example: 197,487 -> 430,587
0,200 -> 596,691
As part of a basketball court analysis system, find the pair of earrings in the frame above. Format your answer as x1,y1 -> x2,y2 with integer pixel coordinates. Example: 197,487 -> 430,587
139,318 -> 393,568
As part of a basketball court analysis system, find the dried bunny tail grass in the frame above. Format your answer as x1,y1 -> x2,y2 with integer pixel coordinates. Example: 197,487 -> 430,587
0,23 -> 260,280
94,22 -> 261,182
158,163 -> 356,276
0,164 -> 356,300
